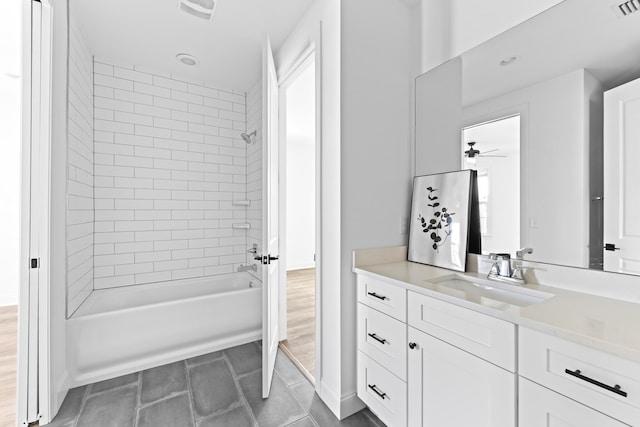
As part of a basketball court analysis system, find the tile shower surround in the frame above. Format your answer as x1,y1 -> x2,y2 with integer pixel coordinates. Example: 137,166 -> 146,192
67,9 -> 95,314
90,57 -> 256,290
49,342 -> 384,427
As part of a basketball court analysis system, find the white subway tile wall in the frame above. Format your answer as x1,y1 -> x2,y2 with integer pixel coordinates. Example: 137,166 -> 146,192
67,10 -> 94,315
92,57 -> 249,289
246,79 -> 262,281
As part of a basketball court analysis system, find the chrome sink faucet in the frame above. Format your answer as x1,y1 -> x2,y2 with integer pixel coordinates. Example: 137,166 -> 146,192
487,252 -> 527,285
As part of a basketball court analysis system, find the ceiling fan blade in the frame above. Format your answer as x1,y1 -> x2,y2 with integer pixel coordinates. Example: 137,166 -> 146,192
481,149 -> 500,154
479,155 -> 508,158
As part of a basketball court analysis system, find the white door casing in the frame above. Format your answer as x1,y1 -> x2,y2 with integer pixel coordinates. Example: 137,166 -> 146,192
604,77 -> 640,275
262,35 -> 280,398
18,0 -> 53,424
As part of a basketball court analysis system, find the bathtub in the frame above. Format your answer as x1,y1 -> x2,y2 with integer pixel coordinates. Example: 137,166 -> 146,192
67,273 -> 262,387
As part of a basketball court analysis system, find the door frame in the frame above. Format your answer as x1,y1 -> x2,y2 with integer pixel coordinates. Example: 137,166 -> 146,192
277,35 -> 323,387
17,0 -> 53,424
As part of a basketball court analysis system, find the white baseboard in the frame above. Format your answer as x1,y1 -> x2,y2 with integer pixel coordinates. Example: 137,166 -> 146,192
317,380 -> 365,420
340,391 -> 366,419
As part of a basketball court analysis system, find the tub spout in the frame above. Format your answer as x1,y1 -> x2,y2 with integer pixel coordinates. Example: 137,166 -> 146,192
237,264 -> 258,272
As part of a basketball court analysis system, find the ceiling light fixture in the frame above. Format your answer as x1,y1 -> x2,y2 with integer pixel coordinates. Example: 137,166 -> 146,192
500,56 -> 519,66
176,53 -> 199,66
178,0 -> 216,20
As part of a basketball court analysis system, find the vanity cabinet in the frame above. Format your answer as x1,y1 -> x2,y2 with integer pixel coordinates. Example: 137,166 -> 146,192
356,270 -> 640,426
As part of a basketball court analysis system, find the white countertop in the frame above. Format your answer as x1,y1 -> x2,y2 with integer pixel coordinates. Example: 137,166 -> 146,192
354,260 -> 640,365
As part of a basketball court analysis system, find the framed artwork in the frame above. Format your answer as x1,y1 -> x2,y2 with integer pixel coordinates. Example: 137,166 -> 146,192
408,170 -> 479,272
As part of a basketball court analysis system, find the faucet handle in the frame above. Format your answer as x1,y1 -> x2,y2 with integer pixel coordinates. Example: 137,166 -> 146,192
511,265 -> 533,280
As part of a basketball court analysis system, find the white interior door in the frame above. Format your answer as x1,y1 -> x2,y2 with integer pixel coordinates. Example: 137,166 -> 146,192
604,77 -> 640,275
261,35 -> 280,398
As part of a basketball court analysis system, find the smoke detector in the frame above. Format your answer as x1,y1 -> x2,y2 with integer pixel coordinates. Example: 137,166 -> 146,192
611,0 -> 640,18
178,0 -> 216,20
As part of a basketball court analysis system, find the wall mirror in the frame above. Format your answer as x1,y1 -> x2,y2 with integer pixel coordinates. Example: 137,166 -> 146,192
415,0 -> 640,275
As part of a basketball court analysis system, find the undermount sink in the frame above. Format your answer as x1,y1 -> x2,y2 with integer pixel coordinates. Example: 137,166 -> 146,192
427,274 -> 554,310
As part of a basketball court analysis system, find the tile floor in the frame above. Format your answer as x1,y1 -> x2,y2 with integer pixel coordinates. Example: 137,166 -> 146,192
49,342 -> 385,427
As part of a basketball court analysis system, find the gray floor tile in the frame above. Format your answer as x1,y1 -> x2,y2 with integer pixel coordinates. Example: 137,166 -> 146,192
186,350 -> 224,367
240,370 -> 306,427
225,342 -> 261,377
290,380 -> 339,426
140,361 -> 188,404
196,405 -> 254,427
362,409 -> 387,427
286,416 -> 317,427
274,350 -> 306,386
189,359 -> 242,418
76,384 -> 137,427
48,385 -> 87,426
290,381 -> 378,426
89,372 -> 139,395
137,393 -> 194,427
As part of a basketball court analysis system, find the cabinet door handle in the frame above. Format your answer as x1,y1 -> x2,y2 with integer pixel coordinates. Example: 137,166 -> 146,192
367,291 -> 387,301
408,342 -> 417,349
564,369 -> 628,397
368,384 -> 387,400
367,333 -> 386,345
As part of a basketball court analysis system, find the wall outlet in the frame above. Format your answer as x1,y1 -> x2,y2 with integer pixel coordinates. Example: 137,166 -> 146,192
400,217 -> 409,234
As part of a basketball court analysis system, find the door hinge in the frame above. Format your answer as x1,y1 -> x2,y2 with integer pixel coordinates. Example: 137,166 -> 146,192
30,258 -> 39,269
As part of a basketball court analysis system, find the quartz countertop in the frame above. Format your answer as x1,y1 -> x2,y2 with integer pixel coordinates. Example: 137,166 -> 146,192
354,260 -> 640,365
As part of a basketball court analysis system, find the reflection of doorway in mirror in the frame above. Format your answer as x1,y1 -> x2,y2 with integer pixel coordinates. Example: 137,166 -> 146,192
462,115 -> 520,256
476,170 -> 490,236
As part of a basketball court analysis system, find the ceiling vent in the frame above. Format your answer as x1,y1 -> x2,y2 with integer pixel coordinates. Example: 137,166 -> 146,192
178,0 -> 216,20
611,0 -> 640,18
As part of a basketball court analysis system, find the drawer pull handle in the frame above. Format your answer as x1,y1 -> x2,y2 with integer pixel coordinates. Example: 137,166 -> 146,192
368,384 -> 387,400
367,292 -> 387,301
564,369 -> 628,398
367,333 -> 387,344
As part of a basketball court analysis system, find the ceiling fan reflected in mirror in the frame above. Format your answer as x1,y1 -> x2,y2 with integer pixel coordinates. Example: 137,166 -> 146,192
464,141 -> 507,164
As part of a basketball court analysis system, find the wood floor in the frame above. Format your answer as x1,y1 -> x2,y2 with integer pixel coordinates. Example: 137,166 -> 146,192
280,268 -> 315,379
0,305 -> 17,427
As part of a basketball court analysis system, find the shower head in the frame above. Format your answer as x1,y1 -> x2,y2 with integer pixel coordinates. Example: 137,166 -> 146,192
241,130 -> 257,145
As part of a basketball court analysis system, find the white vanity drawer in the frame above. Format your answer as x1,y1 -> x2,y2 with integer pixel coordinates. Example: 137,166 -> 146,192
358,303 -> 407,381
520,327 -> 640,425
357,351 -> 407,427
519,377 -> 628,427
407,291 -> 515,371
357,275 -> 407,322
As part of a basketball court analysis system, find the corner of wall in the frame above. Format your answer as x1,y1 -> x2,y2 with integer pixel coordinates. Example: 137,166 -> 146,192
66,9 -> 95,316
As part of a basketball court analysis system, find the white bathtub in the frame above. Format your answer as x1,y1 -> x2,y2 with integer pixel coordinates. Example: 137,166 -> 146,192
67,273 -> 262,387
